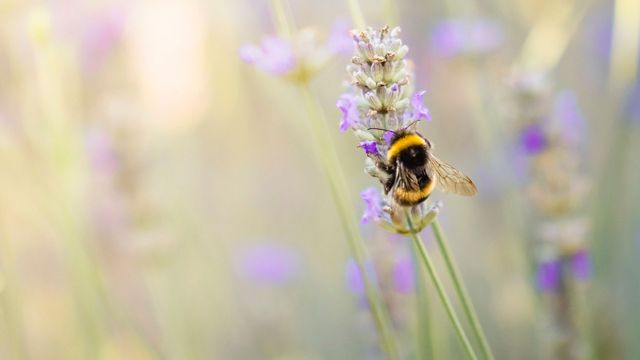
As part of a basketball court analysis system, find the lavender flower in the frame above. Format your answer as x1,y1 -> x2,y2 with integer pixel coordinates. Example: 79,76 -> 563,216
360,187 -> 384,224
569,249 -> 591,280
240,22 -> 351,82
430,18 -> 504,58
359,141 -> 379,156
235,244 -> 300,285
239,36 -> 296,76
339,26 -> 439,231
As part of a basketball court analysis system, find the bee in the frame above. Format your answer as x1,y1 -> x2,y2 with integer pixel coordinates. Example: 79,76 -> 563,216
371,125 -> 477,207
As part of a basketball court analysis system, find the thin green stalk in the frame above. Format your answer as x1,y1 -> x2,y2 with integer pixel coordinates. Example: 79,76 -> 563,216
299,85 -> 400,360
431,220 -> 494,360
405,212 -> 478,360
411,240 -> 435,360
347,0 -> 366,30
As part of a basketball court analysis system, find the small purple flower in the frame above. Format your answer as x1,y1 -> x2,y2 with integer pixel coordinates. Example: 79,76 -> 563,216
239,36 -> 296,76
392,256 -> 415,293
570,249 -> 591,280
359,141 -> 379,156
327,18 -> 353,55
431,18 -> 504,57
360,187 -> 384,224
407,90 -> 431,122
235,244 -> 300,285
383,131 -> 395,145
536,259 -> 562,292
337,93 -> 360,132
520,124 -> 547,155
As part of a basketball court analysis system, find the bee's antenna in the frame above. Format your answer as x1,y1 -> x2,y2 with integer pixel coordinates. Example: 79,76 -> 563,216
401,120 -> 420,131
367,127 -> 395,133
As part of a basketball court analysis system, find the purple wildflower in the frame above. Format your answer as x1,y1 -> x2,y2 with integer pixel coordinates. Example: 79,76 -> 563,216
570,249 -> 591,280
392,256 -> 415,293
235,244 -> 300,285
359,141 -> 379,156
239,36 -> 296,76
337,93 -> 360,132
360,187 -> 384,224
536,259 -> 562,292
520,124 -> 547,155
431,18 -> 504,57
408,90 -> 431,122
327,18 -> 353,55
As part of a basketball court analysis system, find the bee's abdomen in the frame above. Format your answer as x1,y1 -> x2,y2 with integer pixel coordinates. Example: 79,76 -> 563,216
394,176 -> 436,206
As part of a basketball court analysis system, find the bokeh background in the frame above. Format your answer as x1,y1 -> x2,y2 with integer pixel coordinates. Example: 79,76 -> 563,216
0,0 -> 639,359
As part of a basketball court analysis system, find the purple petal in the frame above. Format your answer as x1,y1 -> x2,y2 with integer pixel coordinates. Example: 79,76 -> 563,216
383,131 -> 395,145
360,187 -> 384,224
536,259 -> 562,292
345,258 -> 377,296
570,249 -> 591,280
409,90 -> 431,122
359,141 -> 379,156
336,94 -> 360,132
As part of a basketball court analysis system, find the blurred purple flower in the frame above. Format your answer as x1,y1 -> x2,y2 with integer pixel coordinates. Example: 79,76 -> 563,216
337,93 -> 360,132
407,90 -> 431,122
431,18 -> 504,57
520,124 -> 547,155
570,249 -> 591,280
239,36 -> 296,76
327,18 -> 353,55
236,244 -> 300,285
359,141 -> 379,157
553,90 -> 587,145
81,7 -> 126,72
536,259 -> 562,292
360,187 -> 384,224
392,256 -> 415,293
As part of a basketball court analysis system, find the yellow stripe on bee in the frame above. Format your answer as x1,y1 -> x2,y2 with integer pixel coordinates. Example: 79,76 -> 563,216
394,178 -> 436,204
387,134 -> 427,162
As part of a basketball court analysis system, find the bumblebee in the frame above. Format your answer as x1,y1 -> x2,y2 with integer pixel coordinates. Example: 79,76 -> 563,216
375,128 -> 477,207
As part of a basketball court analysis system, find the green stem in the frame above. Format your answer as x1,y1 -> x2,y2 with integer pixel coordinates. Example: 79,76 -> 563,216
405,212 -> 478,360
431,219 -> 494,360
299,85 -> 400,360
411,239 -> 435,360
347,0 -> 366,30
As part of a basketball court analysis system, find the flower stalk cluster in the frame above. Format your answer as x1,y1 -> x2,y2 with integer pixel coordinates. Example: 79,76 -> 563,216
338,26 -> 435,230
511,71 -> 592,359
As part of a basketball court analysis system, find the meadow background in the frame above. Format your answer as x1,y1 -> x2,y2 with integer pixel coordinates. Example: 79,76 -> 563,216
0,0 -> 639,359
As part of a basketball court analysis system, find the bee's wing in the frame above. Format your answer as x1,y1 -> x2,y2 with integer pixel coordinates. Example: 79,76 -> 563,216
427,154 -> 477,196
